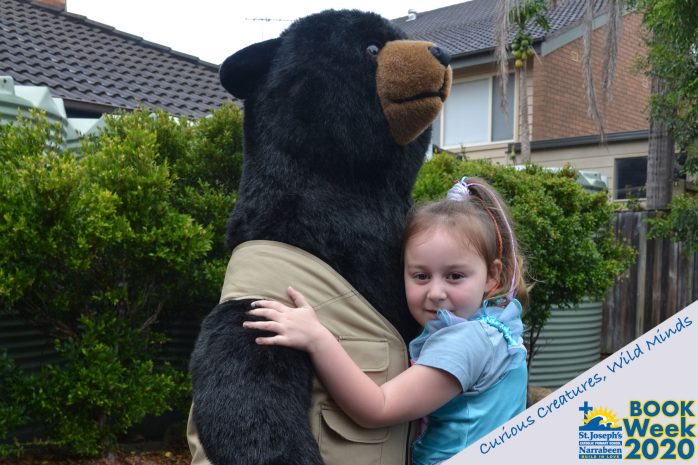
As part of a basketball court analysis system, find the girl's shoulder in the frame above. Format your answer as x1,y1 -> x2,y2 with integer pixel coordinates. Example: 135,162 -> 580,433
473,300 -> 527,389
410,304 -> 526,394
420,299 -> 524,347
473,299 -> 525,348
409,301 -> 527,393
408,314 -> 498,393
409,310 -> 490,365
409,310 -> 487,356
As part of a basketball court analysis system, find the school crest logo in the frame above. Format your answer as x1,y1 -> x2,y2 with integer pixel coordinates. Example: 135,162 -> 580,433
578,402 -> 623,459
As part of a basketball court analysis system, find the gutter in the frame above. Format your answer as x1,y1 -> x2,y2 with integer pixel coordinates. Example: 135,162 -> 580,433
61,98 -> 125,118
507,129 -> 649,153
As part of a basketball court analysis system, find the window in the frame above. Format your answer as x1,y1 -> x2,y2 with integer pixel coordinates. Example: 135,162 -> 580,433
432,74 -> 515,148
615,156 -> 647,199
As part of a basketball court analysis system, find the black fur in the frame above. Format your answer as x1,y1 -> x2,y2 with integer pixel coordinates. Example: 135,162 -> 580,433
190,10 -> 428,465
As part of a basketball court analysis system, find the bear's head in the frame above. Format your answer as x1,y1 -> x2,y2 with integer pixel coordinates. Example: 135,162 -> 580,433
219,9 -> 451,180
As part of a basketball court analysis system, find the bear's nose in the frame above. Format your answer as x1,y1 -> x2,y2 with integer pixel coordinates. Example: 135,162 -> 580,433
429,46 -> 451,67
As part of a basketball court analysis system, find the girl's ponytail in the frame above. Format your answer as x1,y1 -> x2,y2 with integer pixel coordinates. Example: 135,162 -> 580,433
443,177 -> 528,308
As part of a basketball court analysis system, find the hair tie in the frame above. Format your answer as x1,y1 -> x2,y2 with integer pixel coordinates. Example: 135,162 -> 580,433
446,176 -> 470,201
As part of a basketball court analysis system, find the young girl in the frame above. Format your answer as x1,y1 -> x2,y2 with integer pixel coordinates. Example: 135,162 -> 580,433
243,177 -> 528,465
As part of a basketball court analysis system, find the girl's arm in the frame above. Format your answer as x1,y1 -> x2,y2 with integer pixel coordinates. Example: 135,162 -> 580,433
244,287 -> 461,428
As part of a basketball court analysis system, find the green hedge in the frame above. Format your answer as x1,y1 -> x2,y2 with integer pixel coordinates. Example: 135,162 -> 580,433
413,153 -> 636,362
0,105 -> 242,457
0,350 -> 28,457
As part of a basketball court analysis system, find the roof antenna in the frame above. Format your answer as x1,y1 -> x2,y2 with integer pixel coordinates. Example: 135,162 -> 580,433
407,9 -> 417,21
244,17 -> 293,23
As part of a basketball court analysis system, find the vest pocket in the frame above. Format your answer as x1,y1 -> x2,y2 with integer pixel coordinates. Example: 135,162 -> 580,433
337,337 -> 390,385
319,406 -> 391,465
314,338 -> 394,465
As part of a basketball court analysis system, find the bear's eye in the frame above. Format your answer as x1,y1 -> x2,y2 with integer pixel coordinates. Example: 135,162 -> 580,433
365,45 -> 380,59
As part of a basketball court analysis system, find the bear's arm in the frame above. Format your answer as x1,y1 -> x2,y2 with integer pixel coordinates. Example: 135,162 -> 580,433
190,299 -> 324,465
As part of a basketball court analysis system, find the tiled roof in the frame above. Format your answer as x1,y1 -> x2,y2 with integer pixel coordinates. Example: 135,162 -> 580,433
1,0 -> 235,117
394,0 -> 609,58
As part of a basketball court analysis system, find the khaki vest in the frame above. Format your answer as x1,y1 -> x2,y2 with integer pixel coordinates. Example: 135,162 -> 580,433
188,240 -> 412,465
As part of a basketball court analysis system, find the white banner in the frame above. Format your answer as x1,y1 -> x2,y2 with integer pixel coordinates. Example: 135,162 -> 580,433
446,299 -> 698,464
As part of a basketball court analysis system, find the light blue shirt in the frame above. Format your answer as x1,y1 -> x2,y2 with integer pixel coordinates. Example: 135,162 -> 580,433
408,300 -> 528,465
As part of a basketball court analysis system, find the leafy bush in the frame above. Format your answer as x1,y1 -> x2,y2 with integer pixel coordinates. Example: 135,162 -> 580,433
647,194 -> 698,252
0,350 -> 30,457
0,105 -> 243,457
413,153 -> 635,363
29,315 -> 189,456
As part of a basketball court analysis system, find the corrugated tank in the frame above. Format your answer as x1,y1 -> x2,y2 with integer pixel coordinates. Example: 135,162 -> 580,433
528,300 -> 604,389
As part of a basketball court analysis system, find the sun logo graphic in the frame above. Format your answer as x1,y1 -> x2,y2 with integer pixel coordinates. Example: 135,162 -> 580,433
577,402 -> 623,460
580,406 -> 622,431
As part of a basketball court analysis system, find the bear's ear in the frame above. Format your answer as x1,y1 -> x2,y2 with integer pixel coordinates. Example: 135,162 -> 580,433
219,38 -> 281,99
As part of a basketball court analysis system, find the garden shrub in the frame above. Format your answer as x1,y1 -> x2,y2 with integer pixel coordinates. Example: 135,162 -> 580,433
0,104 -> 243,457
0,350 -> 30,457
647,194 -> 698,252
413,153 -> 635,363
29,314 -> 189,456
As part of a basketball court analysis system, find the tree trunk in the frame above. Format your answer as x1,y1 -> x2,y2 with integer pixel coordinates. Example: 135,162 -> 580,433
518,64 -> 531,163
645,75 -> 674,210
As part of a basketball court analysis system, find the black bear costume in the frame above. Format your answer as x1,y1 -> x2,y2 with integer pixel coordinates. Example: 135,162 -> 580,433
188,9 -> 451,465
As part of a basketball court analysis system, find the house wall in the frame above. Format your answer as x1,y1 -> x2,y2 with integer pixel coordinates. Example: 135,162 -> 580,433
437,12 -> 652,199
452,142 -> 511,165
452,63 -> 498,79
529,139 -> 648,194
460,139 -> 649,196
531,12 -> 650,140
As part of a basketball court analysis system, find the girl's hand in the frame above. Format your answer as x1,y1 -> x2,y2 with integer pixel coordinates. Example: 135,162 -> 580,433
243,287 -> 332,353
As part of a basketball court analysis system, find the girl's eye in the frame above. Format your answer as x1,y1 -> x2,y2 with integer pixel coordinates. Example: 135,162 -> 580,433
447,273 -> 465,281
414,273 -> 429,281
365,45 -> 380,58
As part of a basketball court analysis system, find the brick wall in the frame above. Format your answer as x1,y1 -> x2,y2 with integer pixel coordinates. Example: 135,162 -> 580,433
531,12 -> 650,141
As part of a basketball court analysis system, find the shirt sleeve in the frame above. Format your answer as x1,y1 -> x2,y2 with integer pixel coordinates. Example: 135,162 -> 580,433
413,321 -> 513,394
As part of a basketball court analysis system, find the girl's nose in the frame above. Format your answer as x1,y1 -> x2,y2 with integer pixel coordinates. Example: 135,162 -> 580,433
427,283 -> 447,302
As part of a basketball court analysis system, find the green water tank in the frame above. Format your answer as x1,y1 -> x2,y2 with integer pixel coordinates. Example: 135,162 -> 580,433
528,300 -> 604,389
576,170 -> 608,192
0,76 -> 101,152
1,75 -> 66,124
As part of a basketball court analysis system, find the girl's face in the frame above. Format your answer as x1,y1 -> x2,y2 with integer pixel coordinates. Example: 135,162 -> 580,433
403,226 -> 500,326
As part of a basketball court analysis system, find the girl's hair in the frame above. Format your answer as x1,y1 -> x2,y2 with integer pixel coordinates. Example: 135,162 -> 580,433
402,176 -> 528,309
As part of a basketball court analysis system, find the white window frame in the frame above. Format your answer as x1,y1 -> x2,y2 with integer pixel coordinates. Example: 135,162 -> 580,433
433,73 -> 518,150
